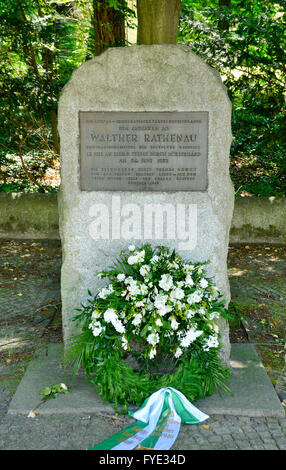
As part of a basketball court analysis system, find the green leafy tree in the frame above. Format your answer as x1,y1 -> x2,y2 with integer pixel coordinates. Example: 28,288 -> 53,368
179,0 -> 286,196
0,0 -> 134,191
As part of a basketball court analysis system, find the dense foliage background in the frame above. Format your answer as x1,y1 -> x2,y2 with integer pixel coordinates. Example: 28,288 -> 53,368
0,0 -> 285,196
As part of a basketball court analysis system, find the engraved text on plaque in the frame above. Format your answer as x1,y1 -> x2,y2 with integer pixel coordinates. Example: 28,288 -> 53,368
79,112 -> 208,191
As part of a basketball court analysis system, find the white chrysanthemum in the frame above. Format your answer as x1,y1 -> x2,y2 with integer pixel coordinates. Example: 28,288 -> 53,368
89,320 -> 103,337
157,304 -> 173,317
199,278 -> 208,289
128,245 -> 136,251
170,287 -> 185,300
140,265 -> 151,277
159,274 -> 174,291
202,334 -> 219,351
171,317 -> 179,330
127,255 -> 138,265
136,250 -> 145,262
117,273 -> 126,281
154,293 -> 168,308
147,332 -> 160,346
98,284 -> 114,299
103,308 -> 118,323
132,314 -> 142,326
174,347 -> 183,358
187,292 -> 202,304
112,319 -> 125,334
150,255 -> 159,264
180,327 -> 203,348
126,279 -> 141,296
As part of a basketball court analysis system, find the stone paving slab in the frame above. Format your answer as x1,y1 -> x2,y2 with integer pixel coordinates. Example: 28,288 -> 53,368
8,343 -> 285,418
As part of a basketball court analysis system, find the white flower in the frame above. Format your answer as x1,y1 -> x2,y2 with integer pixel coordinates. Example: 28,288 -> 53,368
149,347 -> 157,359
209,323 -> 219,333
147,332 -> 160,346
187,292 -> 202,304
157,304 -> 173,316
150,255 -> 159,264
159,274 -> 174,291
170,287 -> 184,300
140,284 -> 149,296
122,336 -> 128,350
180,327 -> 203,348
113,319 -> 125,334
146,300 -> 154,311
132,314 -> 142,326
140,264 -> 151,277
98,284 -> 114,299
171,317 -> 179,330
89,320 -> 103,337
103,308 -> 118,323
126,279 -> 141,296
199,278 -> 208,289
185,274 -> 194,287
127,250 -> 145,265
198,307 -> 206,316
184,264 -> 195,272
154,293 -> 168,309
186,309 -> 196,319
117,273 -> 126,281
155,318 -> 163,327
128,245 -> 136,251
137,250 -> 145,262
174,347 -> 183,358
91,310 -> 101,319
202,334 -> 219,351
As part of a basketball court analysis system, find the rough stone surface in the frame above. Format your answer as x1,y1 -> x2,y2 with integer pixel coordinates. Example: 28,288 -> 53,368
231,196 -> 286,245
0,193 -> 59,239
58,45 -> 234,360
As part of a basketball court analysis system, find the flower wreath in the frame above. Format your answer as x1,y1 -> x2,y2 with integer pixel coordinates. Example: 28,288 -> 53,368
65,244 -> 231,412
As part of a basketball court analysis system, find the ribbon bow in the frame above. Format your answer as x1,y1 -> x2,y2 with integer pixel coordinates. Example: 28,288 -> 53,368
90,387 -> 209,450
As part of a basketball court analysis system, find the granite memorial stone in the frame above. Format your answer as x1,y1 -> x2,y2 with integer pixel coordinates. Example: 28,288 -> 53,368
58,45 -> 234,363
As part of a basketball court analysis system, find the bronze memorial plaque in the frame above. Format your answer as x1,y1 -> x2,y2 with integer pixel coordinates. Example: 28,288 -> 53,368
79,111 -> 208,191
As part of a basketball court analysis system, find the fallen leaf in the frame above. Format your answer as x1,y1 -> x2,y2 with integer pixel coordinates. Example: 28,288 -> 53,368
202,424 -> 210,429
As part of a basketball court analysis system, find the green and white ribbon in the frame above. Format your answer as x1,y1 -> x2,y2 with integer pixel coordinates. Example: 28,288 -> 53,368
90,387 -> 209,450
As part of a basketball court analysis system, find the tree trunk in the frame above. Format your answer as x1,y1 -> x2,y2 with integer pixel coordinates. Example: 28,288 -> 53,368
137,0 -> 182,45
218,0 -> 231,31
93,0 -> 126,56
50,110 -> 60,155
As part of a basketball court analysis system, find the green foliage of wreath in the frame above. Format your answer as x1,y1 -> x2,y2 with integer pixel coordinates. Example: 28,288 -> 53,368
64,244 -> 232,412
